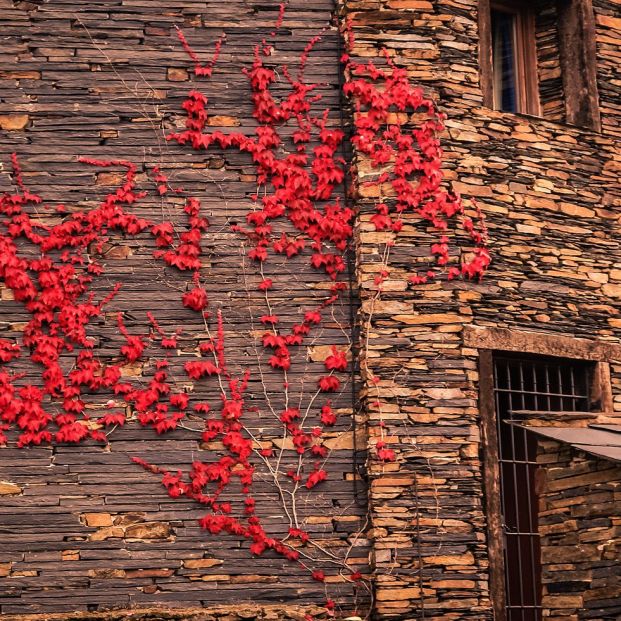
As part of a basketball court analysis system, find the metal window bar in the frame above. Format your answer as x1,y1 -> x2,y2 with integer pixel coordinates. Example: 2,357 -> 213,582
492,354 -> 592,621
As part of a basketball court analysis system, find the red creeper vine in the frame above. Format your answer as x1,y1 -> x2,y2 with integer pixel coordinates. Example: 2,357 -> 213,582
340,18 -> 489,464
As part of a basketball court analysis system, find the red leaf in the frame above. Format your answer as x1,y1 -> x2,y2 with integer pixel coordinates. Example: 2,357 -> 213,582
377,447 -> 396,462
0,339 -> 20,362
305,468 -> 327,489
120,336 -> 144,362
304,310 -> 321,324
100,412 -> 126,427
182,286 -> 208,311
318,375 -> 340,392
184,360 -> 220,379
279,408 -> 300,424
320,403 -> 337,426
324,346 -> 347,372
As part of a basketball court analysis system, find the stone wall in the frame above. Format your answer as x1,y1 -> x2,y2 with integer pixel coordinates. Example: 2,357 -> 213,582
343,0 -> 621,618
537,440 -> 621,620
1,0 -> 621,618
0,604 -> 330,621
0,0 -> 367,617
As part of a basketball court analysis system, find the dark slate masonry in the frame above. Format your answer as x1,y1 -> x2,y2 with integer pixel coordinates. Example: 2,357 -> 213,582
342,0 -> 621,619
0,0 -> 366,618
1,0 -> 621,620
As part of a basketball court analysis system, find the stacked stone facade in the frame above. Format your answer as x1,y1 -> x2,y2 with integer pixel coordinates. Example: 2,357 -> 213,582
0,0 -> 366,617
0,0 -> 620,619
537,440 -> 621,621
344,0 -> 621,618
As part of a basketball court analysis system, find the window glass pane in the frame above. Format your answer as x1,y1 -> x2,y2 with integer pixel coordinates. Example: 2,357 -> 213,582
492,9 -> 518,112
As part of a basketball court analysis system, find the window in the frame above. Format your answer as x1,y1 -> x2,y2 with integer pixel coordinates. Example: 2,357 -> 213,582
466,326 -> 616,620
478,0 -> 601,129
493,354 -> 592,621
479,351 -> 595,621
490,3 -> 539,115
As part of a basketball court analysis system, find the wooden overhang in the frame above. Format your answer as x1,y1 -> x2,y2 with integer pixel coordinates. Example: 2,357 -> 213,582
511,422 -> 621,463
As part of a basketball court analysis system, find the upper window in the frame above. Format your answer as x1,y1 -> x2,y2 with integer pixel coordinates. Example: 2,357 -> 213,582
491,3 -> 539,115
479,0 -> 601,130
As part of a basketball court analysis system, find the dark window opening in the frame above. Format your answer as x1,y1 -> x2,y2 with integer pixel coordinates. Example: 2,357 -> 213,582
491,354 -> 592,621
492,9 -> 519,112
490,4 -> 539,115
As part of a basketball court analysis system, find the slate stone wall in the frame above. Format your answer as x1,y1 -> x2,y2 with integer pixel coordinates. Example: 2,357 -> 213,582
537,440 -> 621,620
1,0 -> 621,619
342,0 -> 621,618
0,0 -> 367,617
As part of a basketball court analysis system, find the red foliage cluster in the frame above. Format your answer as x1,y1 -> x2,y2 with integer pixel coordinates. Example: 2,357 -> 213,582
0,154 -> 218,446
339,22 -> 489,468
343,47 -> 490,286
167,23 -> 356,392
131,313 -> 304,564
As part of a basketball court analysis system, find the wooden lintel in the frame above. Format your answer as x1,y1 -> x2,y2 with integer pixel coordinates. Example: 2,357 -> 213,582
463,325 -> 621,362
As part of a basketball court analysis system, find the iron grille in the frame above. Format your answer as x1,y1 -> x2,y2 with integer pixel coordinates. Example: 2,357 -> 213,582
492,354 -> 592,621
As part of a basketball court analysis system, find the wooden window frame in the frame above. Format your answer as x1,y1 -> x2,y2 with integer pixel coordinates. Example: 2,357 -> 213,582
556,0 -> 601,130
478,0 -> 601,129
479,350 -> 506,621
466,326 -> 617,621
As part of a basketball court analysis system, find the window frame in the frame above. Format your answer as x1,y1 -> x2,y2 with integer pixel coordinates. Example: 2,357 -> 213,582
483,352 -> 596,620
478,0 -> 601,130
556,0 -> 601,130
467,326 -> 617,621
479,350 -> 506,621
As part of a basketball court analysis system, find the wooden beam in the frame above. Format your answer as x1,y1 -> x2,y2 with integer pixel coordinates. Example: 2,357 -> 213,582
557,0 -> 601,130
478,350 -> 506,621
478,0 -> 494,108
463,325 -> 621,362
